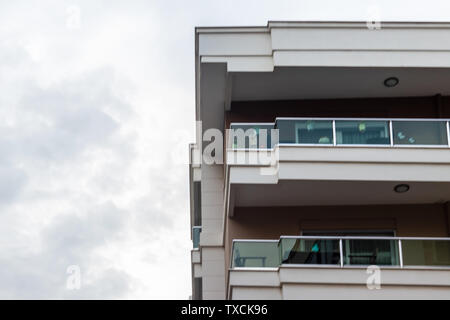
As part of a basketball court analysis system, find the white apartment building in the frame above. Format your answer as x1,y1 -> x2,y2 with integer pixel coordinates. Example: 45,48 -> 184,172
189,21 -> 450,300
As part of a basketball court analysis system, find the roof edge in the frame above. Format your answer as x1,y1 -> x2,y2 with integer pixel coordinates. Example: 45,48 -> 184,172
195,20 -> 450,33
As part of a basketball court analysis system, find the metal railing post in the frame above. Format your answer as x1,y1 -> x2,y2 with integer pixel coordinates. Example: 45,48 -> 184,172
332,120 -> 337,146
446,121 -> 450,148
398,239 -> 404,268
339,238 -> 344,267
389,120 -> 394,147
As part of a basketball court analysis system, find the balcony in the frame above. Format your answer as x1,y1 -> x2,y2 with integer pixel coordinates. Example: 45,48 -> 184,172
230,118 -> 450,148
225,118 -> 450,213
228,236 -> 450,299
231,236 -> 450,269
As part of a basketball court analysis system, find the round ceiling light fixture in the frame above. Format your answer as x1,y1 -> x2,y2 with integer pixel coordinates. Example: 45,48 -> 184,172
384,77 -> 399,88
394,184 -> 410,193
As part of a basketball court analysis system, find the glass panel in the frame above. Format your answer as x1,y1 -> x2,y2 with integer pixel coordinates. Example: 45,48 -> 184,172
231,241 -> 279,268
343,239 -> 399,266
230,124 -> 274,149
335,120 -> 390,145
192,227 -> 201,249
402,240 -> 450,267
276,120 -> 333,144
280,238 -> 340,265
393,121 -> 448,145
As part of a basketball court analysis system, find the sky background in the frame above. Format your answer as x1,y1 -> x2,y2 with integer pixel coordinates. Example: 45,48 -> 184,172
0,0 -> 449,299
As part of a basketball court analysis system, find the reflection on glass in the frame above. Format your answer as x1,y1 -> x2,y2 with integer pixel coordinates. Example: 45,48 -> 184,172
231,241 -> 279,268
335,120 -> 390,145
343,239 -> 399,266
192,227 -> 201,249
230,124 -> 274,149
280,238 -> 340,265
297,120 -> 333,144
276,120 -> 333,144
402,240 -> 450,266
393,121 -> 448,145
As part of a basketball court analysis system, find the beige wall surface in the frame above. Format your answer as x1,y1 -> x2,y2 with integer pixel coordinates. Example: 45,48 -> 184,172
281,283 -> 450,300
232,284 -> 450,300
229,267 -> 450,300
225,204 -> 449,279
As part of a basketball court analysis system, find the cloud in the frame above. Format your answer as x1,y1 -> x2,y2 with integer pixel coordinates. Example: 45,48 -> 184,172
0,201 -> 133,299
0,166 -> 28,205
0,40 -> 144,298
0,29 -> 188,298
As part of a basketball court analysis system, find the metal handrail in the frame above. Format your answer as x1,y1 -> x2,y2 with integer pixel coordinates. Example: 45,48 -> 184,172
230,117 -> 450,126
232,236 -> 450,242
230,122 -> 275,126
275,117 -> 450,122
279,236 -> 450,241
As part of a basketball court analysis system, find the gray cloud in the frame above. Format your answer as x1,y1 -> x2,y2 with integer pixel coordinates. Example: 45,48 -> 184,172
13,71 -> 126,163
0,51 -> 180,297
0,201 -> 133,299
42,202 -> 125,255
66,268 -> 134,299
0,41 -> 143,298
0,166 -> 28,205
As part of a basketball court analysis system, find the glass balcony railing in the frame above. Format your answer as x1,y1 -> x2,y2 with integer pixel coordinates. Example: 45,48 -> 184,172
342,238 -> 400,266
280,238 -> 340,265
277,119 -> 333,145
335,120 -> 391,145
229,123 -> 275,149
192,226 -> 201,249
231,240 -> 279,268
401,239 -> 450,267
231,237 -> 450,269
229,118 -> 450,149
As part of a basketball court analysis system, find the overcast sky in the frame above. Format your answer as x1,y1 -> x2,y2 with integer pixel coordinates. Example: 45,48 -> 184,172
0,0 -> 449,299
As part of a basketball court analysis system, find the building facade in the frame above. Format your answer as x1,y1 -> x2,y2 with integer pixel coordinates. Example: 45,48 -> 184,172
189,21 -> 450,300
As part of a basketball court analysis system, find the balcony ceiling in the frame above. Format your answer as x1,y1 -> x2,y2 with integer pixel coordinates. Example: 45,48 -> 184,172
231,67 -> 450,102
233,180 -> 450,207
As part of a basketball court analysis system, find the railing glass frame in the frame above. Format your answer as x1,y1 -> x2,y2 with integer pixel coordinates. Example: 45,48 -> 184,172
192,226 -> 202,249
230,236 -> 450,270
228,118 -> 450,149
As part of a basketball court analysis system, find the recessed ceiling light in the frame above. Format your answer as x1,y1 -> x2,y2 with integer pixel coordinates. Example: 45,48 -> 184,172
384,77 -> 399,88
394,184 -> 410,193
